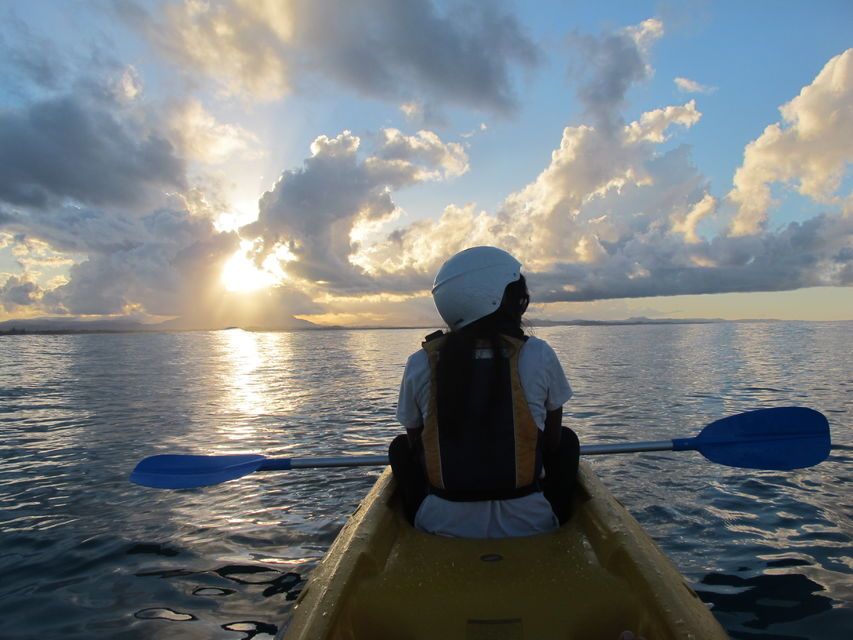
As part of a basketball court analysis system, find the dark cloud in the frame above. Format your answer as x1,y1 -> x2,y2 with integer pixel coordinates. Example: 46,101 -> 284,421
0,14 -> 187,211
0,96 -> 185,210
0,208 -> 16,226
5,207 -> 141,255
300,0 -> 539,113
124,0 -> 538,114
0,275 -> 41,310
568,19 -> 662,131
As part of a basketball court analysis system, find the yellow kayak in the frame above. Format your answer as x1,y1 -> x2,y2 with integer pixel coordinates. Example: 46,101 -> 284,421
282,462 -> 727,640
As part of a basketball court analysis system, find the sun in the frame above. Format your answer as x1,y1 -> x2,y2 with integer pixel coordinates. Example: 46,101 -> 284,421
221,243 -> 283,293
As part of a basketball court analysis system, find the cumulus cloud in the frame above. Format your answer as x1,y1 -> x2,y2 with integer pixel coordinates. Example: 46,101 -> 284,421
242,128 -> 467,286
671,193 -> 717,244
375,129 -> 468,180
624,100 -> 701,143
674,76 -> 716,94
358,157 -> 850,303
124,0 -> 538,113
729,49 -> 853,236
533,214 -> 852,302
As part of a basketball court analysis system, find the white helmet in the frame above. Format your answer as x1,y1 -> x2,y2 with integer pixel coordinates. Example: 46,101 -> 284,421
432,246 -> 522,330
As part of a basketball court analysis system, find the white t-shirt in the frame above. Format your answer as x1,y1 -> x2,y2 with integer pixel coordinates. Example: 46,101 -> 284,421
396,336 -> 573,538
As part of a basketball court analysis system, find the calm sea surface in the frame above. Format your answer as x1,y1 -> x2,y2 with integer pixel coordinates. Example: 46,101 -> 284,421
0,323 -> 851,639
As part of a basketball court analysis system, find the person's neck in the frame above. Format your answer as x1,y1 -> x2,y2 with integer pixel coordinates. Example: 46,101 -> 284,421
494,316 -> 524,339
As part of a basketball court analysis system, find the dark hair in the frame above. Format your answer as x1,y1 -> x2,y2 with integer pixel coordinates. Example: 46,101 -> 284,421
436,275 -> 530,433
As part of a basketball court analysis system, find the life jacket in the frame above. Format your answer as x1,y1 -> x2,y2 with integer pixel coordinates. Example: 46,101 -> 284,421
419,331 -> 542,501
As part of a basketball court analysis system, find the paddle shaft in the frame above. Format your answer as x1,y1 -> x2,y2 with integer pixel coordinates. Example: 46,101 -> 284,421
582,440 -> 681,455
260,455 -> 388,470
257,440 -> 690,471
273,433 -> 823,468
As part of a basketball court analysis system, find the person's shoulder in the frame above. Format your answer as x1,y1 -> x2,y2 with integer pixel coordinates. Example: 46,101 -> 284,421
521,335 -> 554,355
405,347 -> 429,369
521,336 -> 563,367
523,335 -> 547,347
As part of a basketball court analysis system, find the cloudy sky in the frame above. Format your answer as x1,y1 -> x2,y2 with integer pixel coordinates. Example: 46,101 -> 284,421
1,0 -> 851,328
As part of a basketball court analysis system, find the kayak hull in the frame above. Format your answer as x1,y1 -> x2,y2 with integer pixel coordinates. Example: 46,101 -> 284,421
281,462 -> 727,640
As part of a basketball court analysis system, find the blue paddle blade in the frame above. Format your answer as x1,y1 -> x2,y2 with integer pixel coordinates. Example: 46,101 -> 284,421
693,407 -> 830,470
130,454 -> 268,489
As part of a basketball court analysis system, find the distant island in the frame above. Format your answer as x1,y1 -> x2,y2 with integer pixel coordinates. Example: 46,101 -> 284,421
530,316 -> 732,326
0,315 -> 322,335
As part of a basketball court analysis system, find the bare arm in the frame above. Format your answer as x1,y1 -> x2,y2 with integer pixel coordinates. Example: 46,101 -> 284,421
544,407 -> 563,453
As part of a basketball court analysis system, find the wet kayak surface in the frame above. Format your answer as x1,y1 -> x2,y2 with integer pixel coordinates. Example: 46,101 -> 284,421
1,322 -> 850,639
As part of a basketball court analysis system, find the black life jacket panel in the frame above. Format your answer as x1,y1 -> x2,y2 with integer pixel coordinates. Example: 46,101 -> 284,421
420,333 -> 542,501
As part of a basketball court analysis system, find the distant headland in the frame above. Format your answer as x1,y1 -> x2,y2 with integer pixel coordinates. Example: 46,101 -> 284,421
0,315 -> 794,336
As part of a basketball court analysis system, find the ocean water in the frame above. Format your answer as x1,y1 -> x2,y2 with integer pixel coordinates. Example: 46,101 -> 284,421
0,323 -> 850,639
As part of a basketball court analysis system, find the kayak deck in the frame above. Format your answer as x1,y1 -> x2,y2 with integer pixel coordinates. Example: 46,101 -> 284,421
282,462 -> 727,640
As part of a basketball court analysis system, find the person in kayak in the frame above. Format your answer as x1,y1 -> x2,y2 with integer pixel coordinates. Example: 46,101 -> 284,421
390,246 -> 580,537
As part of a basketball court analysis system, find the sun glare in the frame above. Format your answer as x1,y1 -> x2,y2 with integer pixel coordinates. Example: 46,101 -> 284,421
221,244 -> 283,293
214,204 -> 256,233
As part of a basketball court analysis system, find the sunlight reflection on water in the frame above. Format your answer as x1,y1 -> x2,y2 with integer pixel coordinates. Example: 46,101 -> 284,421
0,323 -> 850,639
217,329 -> 269,419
